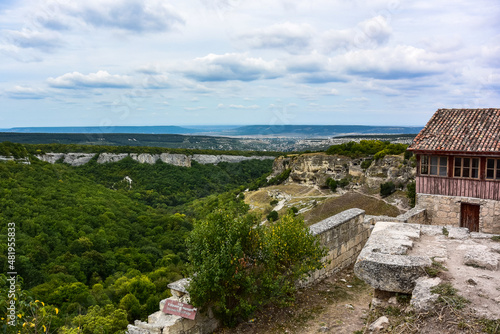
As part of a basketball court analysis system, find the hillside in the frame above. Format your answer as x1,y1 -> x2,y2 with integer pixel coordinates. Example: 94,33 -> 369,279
0,142 -> 274,332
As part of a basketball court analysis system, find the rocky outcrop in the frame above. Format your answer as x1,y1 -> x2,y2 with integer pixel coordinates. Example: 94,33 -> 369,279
63,153 -> 96,166
268,153 -> 414,188
365,155 -> 415,187
35,152 -> 273,167
354,222 -> 431,293
0,156 -> 30,164
97,153 -> 128,164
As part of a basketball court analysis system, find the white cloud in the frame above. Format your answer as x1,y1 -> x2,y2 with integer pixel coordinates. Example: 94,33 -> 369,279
47,71 -> 133,89
5,28 -> 62,52
339,45 -> 446,80
322,15 -> 392,53
5,85 -> 48,99
181,53 -> 282,82
44,0 -> 184,33
239,22 -> 314,54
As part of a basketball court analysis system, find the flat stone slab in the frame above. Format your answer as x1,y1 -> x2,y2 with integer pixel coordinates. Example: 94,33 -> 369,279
463,248 -> 499,271
354,222 -> 431,293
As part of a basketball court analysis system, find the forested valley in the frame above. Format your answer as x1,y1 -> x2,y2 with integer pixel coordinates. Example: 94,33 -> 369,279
0,142 -> 274,333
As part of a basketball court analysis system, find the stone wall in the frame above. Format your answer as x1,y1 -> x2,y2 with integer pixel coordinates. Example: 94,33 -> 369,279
365,207 -> 428,226
417,193 -> 500,234
304,208 -> 371,285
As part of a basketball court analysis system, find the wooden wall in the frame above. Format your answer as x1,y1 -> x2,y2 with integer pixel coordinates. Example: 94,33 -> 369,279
416,176 -> 500,201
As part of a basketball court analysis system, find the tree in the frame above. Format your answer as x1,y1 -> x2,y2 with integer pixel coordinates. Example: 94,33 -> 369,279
266,210 -> 279,222
406,181 -> 416,207
187,209 -> 325,326
380,181 -> 396,197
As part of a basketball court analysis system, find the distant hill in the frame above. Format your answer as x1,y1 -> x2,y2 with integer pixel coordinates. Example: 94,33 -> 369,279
219,125 -> 423,137
0,124 -> 422,137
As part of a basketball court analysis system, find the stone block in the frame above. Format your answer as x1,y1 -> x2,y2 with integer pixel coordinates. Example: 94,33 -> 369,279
410,277 -> 441,312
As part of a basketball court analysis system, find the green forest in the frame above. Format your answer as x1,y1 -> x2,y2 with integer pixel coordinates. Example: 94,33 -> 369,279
0,142 -> 274,333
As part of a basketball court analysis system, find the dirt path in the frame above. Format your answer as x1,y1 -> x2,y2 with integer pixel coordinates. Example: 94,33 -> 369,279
215,267 -> 372,334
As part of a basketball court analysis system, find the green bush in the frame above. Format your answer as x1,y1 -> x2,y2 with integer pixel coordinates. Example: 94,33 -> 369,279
267,210 -> 279,222
361,159 -> 373,170
406,181 -> 416,207
380,181 -> 396,197
186,210 -> 326,326
267,168 -> 291,185
325,178 -> 337,191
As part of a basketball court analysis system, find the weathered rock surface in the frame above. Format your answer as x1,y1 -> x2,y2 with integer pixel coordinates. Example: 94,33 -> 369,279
0,156 -> 31,164
410,277 -> 441,311
354,222 -> 431,293
463,247 -> 499,271
97,153 -> 128,163
368,316 -> 389,332
35,152 -> 273,167
36,153 -> 65,163
160,153 -> 191,167
63,153 -> 96,166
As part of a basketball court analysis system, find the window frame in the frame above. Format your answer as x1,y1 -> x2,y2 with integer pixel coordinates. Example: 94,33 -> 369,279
486,158 -> 500,181
453,157 -> 480,179
420,155 -> 448,177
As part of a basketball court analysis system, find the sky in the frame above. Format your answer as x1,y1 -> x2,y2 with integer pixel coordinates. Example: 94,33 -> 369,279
0,0 -> 499,128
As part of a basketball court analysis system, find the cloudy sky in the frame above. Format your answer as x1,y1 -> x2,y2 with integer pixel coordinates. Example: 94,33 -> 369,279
1,0 -> 499,128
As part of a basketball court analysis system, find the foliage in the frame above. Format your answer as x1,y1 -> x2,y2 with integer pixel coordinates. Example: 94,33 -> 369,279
425,258 -> 448,278
380,181 -> 396,197
266,210 -> 279,222
325,178 -> 337,192
0,143 -> 273,331
59,305 -> 128,334
406,181 -> 416,207
267,168 -> 291,185
186,210 -> 326,326
0,141 -> 28,158
491,236 -> 500,242
338,177 -> 350,189
325,140 -> 407,158
361,159 -> 373,170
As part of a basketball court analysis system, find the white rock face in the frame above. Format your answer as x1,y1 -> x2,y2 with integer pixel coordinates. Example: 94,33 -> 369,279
36,153 -> 65,163
130,153 -> 160,164
97,153 -> 128,163
160,153 -> 191,167
63,153 -> 96,166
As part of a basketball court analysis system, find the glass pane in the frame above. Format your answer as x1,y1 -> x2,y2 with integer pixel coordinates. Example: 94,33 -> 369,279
472,169 -> 478,178
455,168 -> 461,177
463,168 -> 470,178
439,167 -> 447,176
497,170 -> 500,180
421,165 -> 428,174
421,156 -> 428,164
430,165 -> 437,175
464,158 -> 470,167
487,170 -> 494,179
440,157 -> 447,166
472,159 -> 479,168
487,159 -> 494,169
431,156 -> 438,165
455,157 -> 461,167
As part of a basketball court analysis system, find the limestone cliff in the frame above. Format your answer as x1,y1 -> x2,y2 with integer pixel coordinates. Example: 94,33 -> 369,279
34,152 -> 274,167
269,153 -> 415,188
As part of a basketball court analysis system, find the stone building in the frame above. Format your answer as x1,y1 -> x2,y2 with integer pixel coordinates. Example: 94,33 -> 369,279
408,108 -> 500,234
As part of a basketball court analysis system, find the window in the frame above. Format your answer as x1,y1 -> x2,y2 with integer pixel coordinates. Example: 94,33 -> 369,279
486,158 -> 500,180
454,157 -> 479,179
420,155 -> 447,176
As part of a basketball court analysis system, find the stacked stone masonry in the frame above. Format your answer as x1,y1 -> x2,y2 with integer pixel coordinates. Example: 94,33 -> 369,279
304,208 -> 371,285
417,194 -> 500,234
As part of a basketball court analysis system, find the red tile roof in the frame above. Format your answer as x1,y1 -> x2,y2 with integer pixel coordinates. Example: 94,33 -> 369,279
408,108 -> 500,153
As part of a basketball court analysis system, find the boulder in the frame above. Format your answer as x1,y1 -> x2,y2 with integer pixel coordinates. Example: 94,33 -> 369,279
410,277 -> 441,312
354,222 -> 431,293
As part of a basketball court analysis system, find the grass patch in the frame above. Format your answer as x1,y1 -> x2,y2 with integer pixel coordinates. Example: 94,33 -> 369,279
425,258 -> 448,277
303,192 -> 400,225
478,318 -> 500,334
431,283 -> 470,310
492,235 -> 500,242
442,227 -> 449,236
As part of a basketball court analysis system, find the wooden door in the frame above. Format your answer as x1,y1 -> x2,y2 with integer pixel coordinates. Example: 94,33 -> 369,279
460,203 -> 480,232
